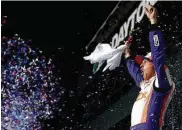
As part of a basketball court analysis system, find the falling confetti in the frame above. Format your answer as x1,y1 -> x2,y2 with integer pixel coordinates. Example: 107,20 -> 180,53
1,33 -> 62,129
1,1 -> 182,130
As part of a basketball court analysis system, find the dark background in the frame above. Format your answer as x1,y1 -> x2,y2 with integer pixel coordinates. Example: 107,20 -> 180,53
2,1 -> 182,130
1,2 -> 119,129
1,1 -> 118,93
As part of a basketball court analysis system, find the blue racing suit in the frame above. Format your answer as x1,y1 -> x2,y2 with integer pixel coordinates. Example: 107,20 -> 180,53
126,24 -> 175,130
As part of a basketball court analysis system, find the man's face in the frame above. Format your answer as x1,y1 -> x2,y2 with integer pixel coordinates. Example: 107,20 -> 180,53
140,59 -> 155,80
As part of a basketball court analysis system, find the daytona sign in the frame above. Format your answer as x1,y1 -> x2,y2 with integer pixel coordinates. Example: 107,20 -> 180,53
111,0 -> 158,49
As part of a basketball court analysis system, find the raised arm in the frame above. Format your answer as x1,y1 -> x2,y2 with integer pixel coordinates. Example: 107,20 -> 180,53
125,47 -> 143,88
146,5 -> 172,92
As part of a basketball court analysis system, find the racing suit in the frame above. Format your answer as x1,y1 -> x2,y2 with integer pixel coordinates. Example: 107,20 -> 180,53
126,24 -> 175,130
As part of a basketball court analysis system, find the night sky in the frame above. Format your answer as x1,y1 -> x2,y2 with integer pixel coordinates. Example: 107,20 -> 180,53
1,2 -> 118,129
1,1 -> 118,92
2,2 -> 117,51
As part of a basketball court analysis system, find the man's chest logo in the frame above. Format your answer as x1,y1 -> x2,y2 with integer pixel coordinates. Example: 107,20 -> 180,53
136,92 -> 147,101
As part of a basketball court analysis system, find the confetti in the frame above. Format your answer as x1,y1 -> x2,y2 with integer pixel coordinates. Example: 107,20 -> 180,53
1,34 -> 62,130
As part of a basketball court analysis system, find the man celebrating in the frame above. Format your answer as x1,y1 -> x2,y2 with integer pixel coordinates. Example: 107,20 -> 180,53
124,5 -> 175,130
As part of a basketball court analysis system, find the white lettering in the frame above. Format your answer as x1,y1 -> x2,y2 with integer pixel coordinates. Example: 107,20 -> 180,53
136,0 -> 145,23
118,26 -> 124,46
153,34 -> 159,46
111,0 -> 158,48
111,33 -> 119,48
124,9 -> 137,38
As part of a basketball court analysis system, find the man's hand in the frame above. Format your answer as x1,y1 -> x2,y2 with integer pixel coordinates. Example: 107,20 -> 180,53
145,5 -> 157,24
124,47 -> 131,59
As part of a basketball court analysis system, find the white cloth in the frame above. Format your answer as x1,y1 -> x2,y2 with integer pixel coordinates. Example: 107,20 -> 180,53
83,43 -> 127,72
